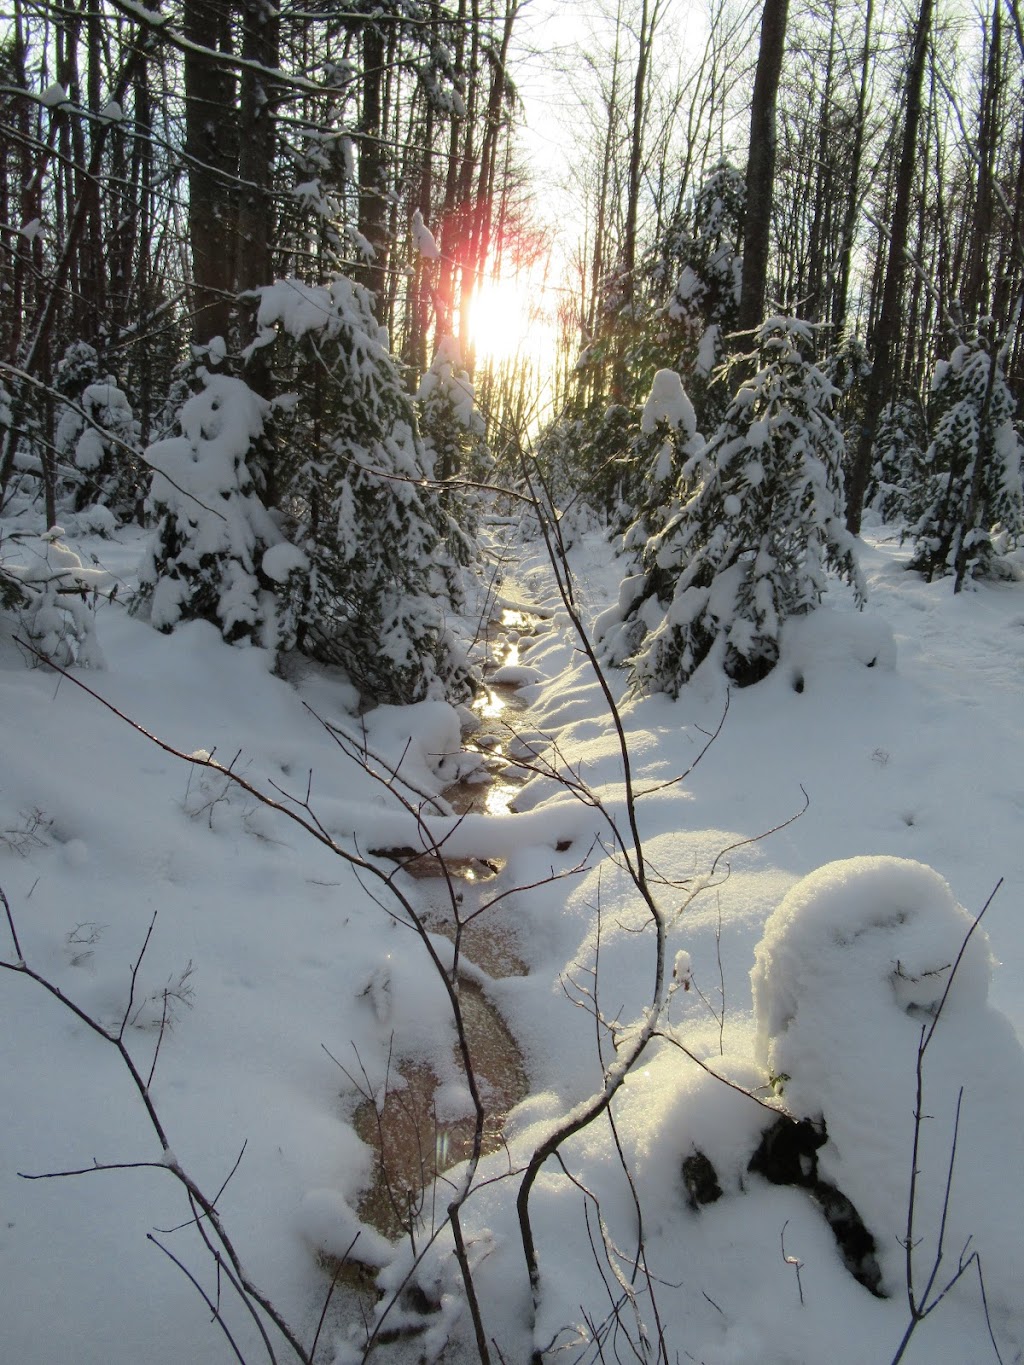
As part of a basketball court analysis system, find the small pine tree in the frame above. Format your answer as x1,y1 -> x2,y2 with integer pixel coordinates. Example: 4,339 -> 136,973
909,334 -> 1023,584
867,393 -> 926,525
659,160 -> 745,431
616,368 -> 702,548
137,368 -> 286,647
250,277 -> 475,704
599,318 -> 864,695
533,166 -> 743,526
533,395 -> 632,523
1,526 -> 105,665
55,342 -> 142,520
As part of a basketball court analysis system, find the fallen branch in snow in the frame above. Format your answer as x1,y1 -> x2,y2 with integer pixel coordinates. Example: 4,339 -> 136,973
780,1221 -> 805,1306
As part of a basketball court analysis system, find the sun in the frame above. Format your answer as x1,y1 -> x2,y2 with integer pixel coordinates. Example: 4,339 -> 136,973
466,274 -> 550,365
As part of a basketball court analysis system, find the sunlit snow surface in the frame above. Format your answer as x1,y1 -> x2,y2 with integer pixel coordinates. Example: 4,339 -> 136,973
2,518 -> 1024,1363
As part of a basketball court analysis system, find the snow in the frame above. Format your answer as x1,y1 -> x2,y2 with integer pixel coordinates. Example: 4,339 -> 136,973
752,856 -> 1024,1306
261,541 -> 309,584
411,207 -> 441,260
40,82 -> 69,108
3,518 -> 1024,1363
696,322 -> 720,376
418,335 -> 479,432
640,367 -> 696,435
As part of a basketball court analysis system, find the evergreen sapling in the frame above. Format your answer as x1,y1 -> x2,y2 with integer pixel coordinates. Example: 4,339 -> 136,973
909,334 -> 1023,584
599,318 -> 864,696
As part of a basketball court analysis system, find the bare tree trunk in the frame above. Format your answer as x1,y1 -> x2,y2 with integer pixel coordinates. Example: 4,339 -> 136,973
235,0 -> 279,303
964,0 -> 1002,325
611,0 -> 657,401
357,20 -> 389,317
467,0 -> 519,298
832,0 -> 873,338
621,0 -> 653,310
805,0 -> 838,327
184,0 -> 239,344
845,0 -> 932,535
737,0 -> 790,338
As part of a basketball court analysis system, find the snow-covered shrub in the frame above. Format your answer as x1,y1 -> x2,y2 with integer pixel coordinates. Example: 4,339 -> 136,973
751,856 -> 1024,1314
599,318 -> 863,694
909,335 -> 1023,583
824,333 -> 870,474
1,526 -> 105,665
533,399 -> 630,524
53,343 -> 144,522
247,277 -> 475,704
538,164 -> 744,529
137,370 -> 288,647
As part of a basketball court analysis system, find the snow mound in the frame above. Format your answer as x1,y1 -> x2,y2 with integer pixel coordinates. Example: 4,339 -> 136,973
751,856 -> 1024,1310
780,606 -> 896,683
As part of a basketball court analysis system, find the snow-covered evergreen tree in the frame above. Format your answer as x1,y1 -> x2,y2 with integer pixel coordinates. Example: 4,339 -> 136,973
867,393 -> 926,525
55,343 -> 142,520
137,369 -> 288,647
416,334 -> 487,573
659,160 -> 745,431
616,368 -> 702,548
138,278 -> 477,704
249,277 -> 475,704
1,525 -> 105,666
909,335 -> 1023,584
534,165 -> 743,526
598,318 -> 864,695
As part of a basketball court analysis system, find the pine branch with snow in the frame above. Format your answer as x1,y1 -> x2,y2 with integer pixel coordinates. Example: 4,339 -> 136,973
867,393 -> 927,526
615,368 -> 703,550
416,334 -> 490,573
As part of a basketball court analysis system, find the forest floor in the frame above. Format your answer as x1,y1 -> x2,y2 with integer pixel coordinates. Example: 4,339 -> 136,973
2,512 -> 1024,1364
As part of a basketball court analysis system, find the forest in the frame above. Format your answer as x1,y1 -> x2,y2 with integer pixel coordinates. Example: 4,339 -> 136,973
3,1 -> 1024,1363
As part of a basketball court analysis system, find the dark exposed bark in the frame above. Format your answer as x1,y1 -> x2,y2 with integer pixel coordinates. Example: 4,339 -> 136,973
963,0 -> 1003,326
356,20 -> 389,316
737,0 -> 790,338
235,0 -> 279,303
749,1115 -> 884,1296
184,0 -> 239,344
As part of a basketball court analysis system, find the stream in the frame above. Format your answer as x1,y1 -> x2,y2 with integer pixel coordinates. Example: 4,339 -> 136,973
353,603 -> 547,1246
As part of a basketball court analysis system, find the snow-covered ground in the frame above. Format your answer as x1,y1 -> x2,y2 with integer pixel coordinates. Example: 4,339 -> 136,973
2,516 -> 1023,1364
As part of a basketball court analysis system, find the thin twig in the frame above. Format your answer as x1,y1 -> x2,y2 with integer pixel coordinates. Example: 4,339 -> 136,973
148,1235 -> 250,1365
